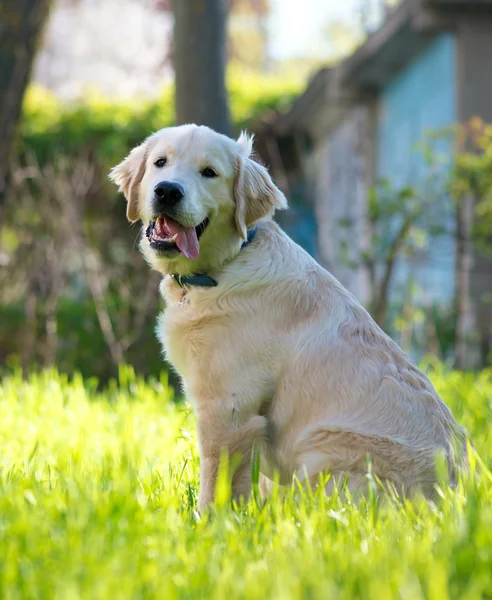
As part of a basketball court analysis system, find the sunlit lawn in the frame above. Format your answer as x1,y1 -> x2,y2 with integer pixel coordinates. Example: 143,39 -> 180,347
0,365 -> 491,599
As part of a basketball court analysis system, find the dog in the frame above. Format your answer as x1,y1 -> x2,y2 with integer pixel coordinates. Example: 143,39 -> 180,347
110,124 -> 468,511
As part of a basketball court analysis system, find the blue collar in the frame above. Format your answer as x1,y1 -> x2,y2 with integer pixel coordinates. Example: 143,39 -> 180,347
170,227 -> 258,289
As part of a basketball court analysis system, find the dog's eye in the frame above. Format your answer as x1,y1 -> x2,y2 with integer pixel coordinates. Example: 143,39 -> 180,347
154,157 -> 167,168
201,167 -> 218,178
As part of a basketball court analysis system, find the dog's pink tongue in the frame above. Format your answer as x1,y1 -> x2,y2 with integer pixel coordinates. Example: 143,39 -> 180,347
159,216 -> 199,260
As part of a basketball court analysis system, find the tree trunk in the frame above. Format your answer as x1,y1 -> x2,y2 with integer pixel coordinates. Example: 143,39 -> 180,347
455,194 -> 478,369
372,215 -> 413,328
0,0 -> 50,207
172,0 -> 232,136
22,285 -> 38,378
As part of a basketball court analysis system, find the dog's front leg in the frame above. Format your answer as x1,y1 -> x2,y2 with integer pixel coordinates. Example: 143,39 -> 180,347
196,410 -> 268,512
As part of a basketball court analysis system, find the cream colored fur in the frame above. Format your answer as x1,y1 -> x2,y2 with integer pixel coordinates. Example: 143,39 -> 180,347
110,124 -> 468,511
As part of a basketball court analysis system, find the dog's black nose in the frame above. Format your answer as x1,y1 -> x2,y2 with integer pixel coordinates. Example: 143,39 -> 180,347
153,181 -> 185,206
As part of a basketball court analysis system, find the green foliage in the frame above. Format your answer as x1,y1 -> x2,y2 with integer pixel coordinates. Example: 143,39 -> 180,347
390,288 -> 458,363
0,367 -> 491,598
20,87 -> 170,177
0,298 -> 171,384
356,176 -> 451,332
227,71 -> 301,130
449,117 -> 492,253
365,178 -> 447,266
20,73 -> 300,170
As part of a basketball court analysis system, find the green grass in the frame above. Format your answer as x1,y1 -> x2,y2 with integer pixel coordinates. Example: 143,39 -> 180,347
0,365 -> 491,600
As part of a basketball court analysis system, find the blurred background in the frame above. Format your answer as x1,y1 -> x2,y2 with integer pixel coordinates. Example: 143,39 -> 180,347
1,0 -> 492,385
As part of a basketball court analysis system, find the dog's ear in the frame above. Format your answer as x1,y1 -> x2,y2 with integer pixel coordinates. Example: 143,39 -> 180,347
109,142 -> 149,222
234,132 -> 288,240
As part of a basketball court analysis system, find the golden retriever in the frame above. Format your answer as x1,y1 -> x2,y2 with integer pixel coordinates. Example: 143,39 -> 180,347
110,124 -> 468,511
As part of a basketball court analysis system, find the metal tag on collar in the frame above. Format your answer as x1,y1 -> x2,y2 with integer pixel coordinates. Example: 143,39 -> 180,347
172,274 -> 184,288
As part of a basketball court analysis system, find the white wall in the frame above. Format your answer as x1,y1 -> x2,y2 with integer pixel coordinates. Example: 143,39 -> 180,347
34,0 -> 173,99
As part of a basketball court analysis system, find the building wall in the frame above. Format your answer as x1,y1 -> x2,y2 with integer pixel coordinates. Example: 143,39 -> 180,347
314,107 -> 373,304
457,19 -> 492,360
286,10 -> 492,363
377,33 -> 457,304
458,19 -> 492,124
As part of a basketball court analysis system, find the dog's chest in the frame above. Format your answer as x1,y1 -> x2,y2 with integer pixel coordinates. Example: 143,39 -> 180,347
157,298 -> 226,381
157,308 -> 198,379
157,300 -> 277,418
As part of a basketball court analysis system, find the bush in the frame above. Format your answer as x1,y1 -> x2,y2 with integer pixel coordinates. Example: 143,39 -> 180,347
20,72 -> 300,170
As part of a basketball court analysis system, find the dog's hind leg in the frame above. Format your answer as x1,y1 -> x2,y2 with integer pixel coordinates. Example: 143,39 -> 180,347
294,424 -> 442,498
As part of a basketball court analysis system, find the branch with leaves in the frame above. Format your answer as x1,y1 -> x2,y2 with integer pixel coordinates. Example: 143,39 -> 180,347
355,177 -> 450,327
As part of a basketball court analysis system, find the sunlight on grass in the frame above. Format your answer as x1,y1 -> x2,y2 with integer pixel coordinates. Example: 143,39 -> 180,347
0,365 -> 491,599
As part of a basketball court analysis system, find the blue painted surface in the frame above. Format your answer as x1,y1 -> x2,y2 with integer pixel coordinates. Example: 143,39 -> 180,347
279,181 -> 318,258
377,33 -> 457,305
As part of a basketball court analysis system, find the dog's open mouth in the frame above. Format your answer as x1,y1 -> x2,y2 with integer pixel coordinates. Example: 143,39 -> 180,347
145,216 -> 209,260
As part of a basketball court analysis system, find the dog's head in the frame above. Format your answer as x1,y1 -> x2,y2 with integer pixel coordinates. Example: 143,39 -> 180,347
109,124 -> 287,274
